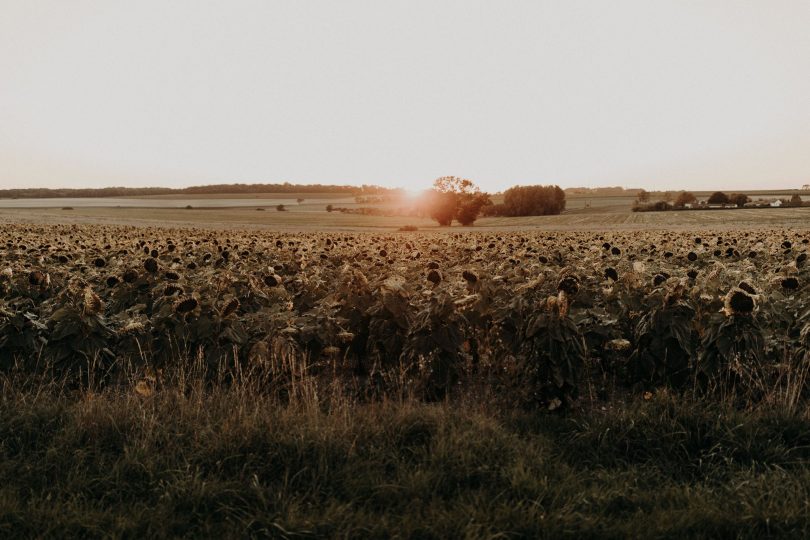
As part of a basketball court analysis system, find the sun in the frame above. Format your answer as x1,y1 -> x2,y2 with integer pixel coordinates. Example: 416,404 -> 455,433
402,187 -> 426,200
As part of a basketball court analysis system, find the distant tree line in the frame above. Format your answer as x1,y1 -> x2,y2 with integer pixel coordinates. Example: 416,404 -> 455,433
565,186 -> 641,196
634,190 -> 806,212
0,183 -> 401,199
706,191 -> 750,207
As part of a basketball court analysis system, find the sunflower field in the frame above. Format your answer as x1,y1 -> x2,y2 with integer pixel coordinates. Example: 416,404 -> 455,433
1,222 -> 809,407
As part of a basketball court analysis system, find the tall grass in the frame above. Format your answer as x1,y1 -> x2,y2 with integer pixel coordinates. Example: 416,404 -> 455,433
2,365 -> 810,538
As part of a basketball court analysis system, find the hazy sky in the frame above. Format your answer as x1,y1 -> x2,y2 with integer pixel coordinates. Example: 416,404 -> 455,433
2,1 -> 810,192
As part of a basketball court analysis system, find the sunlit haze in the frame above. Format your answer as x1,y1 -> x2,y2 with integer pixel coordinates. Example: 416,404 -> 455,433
2,1 -> 810,192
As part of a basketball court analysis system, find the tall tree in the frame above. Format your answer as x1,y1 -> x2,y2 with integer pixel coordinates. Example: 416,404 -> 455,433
424,176 -> 491,226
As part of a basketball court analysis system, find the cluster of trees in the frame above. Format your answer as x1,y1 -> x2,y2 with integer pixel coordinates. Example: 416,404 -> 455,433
636,190 -> 752,208
634,189 -> 807,212
706,191 -> 750,207
636,189 -> 698,207
674,191 -> 697,207
484,185 -> 566,217
634,190 -> 699,212
419,178 -> 566,226
634,190 -> 695,211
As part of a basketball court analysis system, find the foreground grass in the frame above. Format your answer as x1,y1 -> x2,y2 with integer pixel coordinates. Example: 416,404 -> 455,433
2,382 -> 810,539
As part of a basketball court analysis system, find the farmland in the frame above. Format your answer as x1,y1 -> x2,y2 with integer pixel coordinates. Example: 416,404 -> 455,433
2,217 -> 810,537
2,194 -> 810,232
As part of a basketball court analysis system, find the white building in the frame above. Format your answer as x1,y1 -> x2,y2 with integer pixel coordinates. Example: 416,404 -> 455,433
770,200 -> 783,207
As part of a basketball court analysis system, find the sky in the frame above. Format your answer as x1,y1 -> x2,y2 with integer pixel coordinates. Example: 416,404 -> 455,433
2,0 -> 810,193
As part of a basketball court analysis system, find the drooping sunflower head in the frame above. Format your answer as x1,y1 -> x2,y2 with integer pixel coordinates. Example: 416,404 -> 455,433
557,274 -> 579,296
220,298 -> 240,318
724,288 -> 755,316
173,297 -> 199,314
143,257 -> 159,274
738,281 -> 756,295
781,277 -> 800,291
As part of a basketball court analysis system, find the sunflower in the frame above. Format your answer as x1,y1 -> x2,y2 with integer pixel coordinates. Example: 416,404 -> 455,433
781,277 -> 800,291
143,257 -> 159,273
557,275 -> 579,296
220,298 -> 240,318
723,289 -> 755,316
173,297 -> 199,314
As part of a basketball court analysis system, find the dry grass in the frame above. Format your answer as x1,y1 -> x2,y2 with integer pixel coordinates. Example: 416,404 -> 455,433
3,367 -> 810,539
3,202 -> 810,232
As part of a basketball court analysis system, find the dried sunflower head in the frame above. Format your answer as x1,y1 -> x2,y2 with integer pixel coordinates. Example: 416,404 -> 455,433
120,321 -> 145,335
723,288 -> 755,316
606,338 -> 632,352
781,277 -> 800,291
83,287 -> 104,315
163,284 -> 182,296
337,331 -> 354,344
427,269 -> 442,286
557,274 -> 579,296
738,281 -> 756,295
28,270 -> 47,286
143,257 -> 158,273
173,297 -> 198,314
220,298 -> 240,318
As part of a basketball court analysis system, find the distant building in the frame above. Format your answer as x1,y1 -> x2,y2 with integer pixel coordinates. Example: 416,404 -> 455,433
770,200 -> 783,207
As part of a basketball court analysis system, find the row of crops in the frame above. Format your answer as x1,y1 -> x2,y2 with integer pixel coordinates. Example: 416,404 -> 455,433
1,223 -> 809,406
